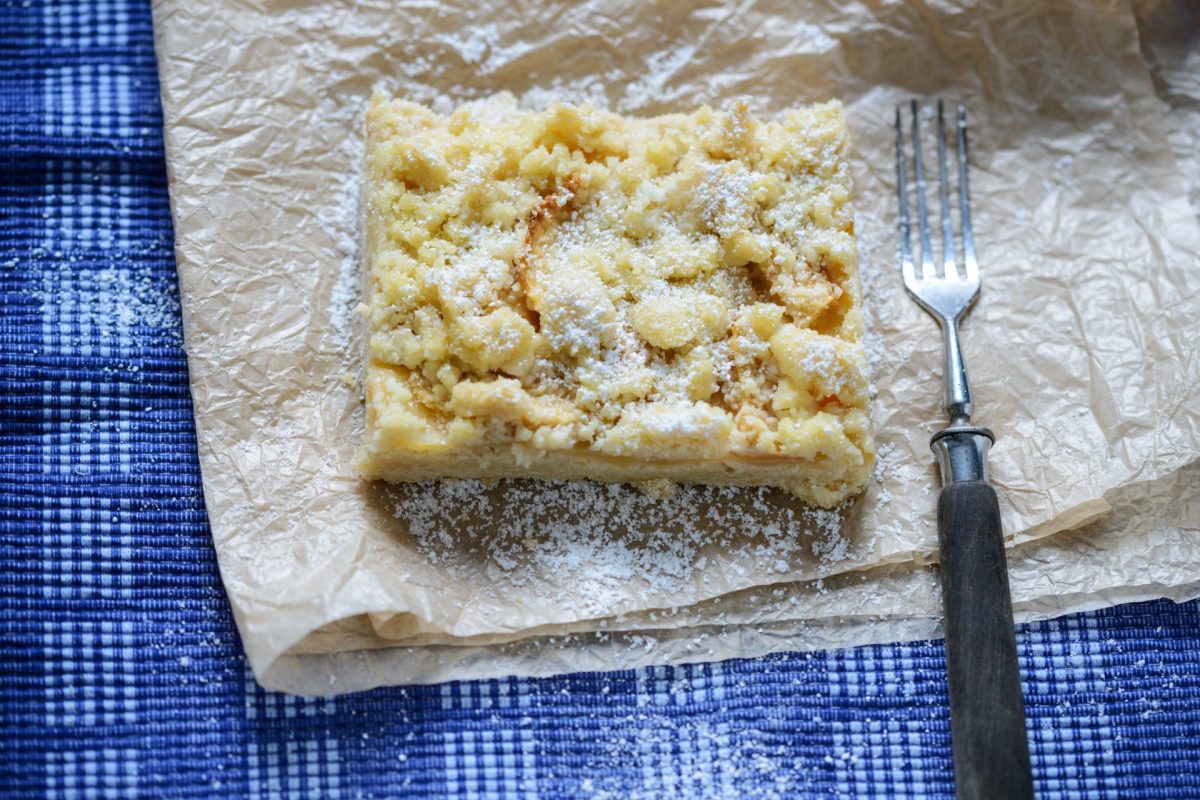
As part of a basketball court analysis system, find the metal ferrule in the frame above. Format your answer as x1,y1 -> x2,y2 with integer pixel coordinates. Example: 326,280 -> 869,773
930,425 -> 993,485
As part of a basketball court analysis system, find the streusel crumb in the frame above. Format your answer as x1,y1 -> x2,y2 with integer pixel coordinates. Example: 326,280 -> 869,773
357,92 -> 873,507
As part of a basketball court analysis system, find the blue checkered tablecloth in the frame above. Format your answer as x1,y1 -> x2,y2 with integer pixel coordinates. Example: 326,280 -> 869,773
3,1 -> 1200,797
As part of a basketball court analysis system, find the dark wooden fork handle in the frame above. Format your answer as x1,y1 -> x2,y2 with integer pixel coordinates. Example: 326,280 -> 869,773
937,480 -> 1034,800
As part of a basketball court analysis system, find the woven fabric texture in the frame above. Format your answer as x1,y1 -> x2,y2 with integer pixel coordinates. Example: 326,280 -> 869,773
2,1 -> 1200,797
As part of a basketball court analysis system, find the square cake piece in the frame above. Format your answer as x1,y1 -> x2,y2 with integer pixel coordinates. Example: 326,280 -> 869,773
357,92 -> 873,507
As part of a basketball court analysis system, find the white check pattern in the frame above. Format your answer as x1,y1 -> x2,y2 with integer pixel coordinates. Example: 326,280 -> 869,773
37,7 -> 143,795
45,749 -> 139,800
441,680 -> 540,798
245,669 -> 344,798
826,645 -> 938,798
42,64 -> 136,140
1024,618 -> 1119,797
41,0 -> 129,49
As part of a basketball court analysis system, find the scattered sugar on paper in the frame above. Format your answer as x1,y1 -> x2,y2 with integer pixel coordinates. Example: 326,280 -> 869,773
520,76 -> 613,111
853,203 -> 896,399
311,91 -> 367,363
389,478 -> 857,619
617,44 -> 700,113
873,442 -> 896,505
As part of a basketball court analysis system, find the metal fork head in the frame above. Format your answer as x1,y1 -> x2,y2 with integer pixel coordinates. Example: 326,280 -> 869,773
894,99 -> 979,323
895,100 -> 981,424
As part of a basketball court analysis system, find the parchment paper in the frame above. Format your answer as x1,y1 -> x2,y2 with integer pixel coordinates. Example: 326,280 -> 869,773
269,461 -> 1200,694
150,0 -> 1200,693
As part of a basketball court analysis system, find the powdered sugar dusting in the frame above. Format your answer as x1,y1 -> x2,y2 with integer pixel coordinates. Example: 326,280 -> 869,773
385,478 -> 860,618
697,163 -> 754,237
314,93 -> 367,362
539,271 -> 618,357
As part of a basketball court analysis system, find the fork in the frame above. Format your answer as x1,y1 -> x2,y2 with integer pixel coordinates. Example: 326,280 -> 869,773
894,100 -> 1034,800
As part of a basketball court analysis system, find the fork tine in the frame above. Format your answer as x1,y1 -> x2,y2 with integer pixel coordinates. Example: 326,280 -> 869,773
936,101 -> 959,280
956,104 -> 979,282
910,100 -> 936,280
894,107 -> 916,287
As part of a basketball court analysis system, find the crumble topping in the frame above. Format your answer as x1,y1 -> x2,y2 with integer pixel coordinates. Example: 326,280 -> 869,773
359,92 -> 872,506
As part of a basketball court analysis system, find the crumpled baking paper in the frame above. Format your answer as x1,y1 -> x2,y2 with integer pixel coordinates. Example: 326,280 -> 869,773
151,0 -> 1200,693
271,461 -> 1200,693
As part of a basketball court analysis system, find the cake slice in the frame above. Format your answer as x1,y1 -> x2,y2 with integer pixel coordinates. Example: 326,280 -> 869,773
357,92 -> 873,507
